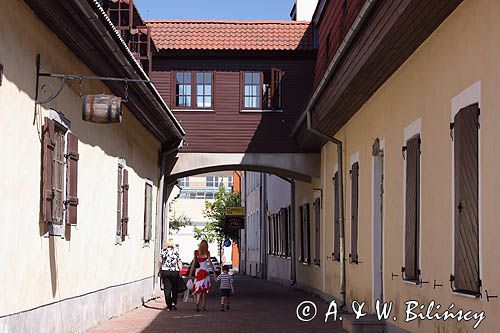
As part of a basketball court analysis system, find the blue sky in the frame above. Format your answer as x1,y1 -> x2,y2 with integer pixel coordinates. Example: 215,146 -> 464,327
135,0 -> 295,21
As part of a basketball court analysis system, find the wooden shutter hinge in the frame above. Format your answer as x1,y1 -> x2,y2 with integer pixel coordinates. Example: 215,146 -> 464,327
401,146 -> 407,160
449,123 -> 454,141
64,196 -> 79,205
47,189 -> 55,199
449,274 -> 455,290
65,152 -> 79,161
122,184 -> 129,190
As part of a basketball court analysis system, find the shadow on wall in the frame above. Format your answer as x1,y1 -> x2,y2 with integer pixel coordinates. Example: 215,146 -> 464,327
245,25 -> 318,154
48,236 -> 58,297
2,34 -> 162,300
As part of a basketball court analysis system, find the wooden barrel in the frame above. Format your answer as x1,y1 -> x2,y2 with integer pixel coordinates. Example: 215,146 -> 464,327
82,94 -> 122,124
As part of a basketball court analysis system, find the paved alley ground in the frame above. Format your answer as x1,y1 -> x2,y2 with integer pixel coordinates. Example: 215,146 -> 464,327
89,275 -> 346,333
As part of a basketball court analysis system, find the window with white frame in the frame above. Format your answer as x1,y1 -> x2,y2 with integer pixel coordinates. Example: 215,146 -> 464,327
178,177 -> 189,188
206,176 -> 219,188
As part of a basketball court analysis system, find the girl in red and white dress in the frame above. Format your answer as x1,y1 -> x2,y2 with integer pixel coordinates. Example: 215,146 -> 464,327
188,240 -> 217,311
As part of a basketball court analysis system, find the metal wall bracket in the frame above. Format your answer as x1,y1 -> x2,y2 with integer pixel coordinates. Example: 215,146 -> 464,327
485,290 -> 498,302
35,53 -> 150,107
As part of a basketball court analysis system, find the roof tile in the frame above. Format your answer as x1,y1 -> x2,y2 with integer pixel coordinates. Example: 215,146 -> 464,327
147,20 -> 314,51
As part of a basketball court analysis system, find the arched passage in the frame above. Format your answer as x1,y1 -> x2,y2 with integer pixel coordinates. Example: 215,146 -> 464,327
165,152 -> 321,184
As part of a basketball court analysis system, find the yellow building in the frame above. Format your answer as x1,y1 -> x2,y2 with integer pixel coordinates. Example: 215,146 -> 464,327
0,0 -> 184,331
290,1 -> 500,332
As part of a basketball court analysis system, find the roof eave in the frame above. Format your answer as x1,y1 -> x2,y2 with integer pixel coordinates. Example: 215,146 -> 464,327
24,0 -> 185,144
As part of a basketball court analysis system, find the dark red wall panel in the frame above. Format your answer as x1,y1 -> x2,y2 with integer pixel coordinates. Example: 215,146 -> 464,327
152,56 -> 317,153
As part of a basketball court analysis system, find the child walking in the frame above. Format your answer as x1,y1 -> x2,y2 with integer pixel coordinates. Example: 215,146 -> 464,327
216,265 -> 234,311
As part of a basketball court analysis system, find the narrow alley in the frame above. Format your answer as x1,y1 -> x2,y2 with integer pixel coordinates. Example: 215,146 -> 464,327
89,276 -> 345,333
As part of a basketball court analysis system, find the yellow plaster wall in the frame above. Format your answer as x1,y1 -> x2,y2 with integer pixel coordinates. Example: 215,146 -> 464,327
302,1 -> 500,331
0,0 -> 161,316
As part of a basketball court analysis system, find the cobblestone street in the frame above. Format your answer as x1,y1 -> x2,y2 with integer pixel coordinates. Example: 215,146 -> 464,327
89,276 -> 346,333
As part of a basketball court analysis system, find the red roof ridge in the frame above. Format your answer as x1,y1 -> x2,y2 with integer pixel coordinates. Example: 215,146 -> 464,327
146,19 -> 311,25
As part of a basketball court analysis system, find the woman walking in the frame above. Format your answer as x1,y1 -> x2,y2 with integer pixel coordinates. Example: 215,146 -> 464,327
188,240 -> 217,311
158,238 -> 183,311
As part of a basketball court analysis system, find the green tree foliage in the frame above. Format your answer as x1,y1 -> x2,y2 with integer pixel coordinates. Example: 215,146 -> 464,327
194,186 -> 241,242
169,210 -> 192,234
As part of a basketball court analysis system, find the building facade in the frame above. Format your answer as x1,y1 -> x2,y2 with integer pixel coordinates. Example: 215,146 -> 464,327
0,0 -> 183,332
289,0 -> 500,332
169,173 -> 233,262
240,172 -> 299,286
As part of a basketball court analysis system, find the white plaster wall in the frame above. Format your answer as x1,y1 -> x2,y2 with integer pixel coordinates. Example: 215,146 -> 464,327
244,172 -> 261,276
0,0 -> 161,328
265,174 -> 292,283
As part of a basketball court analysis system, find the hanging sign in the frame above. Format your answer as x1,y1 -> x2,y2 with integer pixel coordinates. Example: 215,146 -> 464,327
225,207 -> 244,216
225,207 -> 244,230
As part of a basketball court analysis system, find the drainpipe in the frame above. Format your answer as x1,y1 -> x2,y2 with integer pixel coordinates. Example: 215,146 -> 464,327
306,110 -> 346,309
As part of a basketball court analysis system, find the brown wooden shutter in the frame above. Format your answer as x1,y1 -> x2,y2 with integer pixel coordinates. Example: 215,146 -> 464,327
117,166 -> 122,238
270,68 -> 283,109
299,205 -> 304,261
281,208 -> 287,257
453,103 -> 480,294
404,136 -> 420,280
305,203 -> 311,264
314,198 -> 321,265
333,172 -> 340,261
144,183 -> 153,241
271,214 -> 276,255
284,208 -> 289,257
350,162 -> 359,263
122,169 -> 129,240
42,118 -> 55,223
268,216 -> 272,254
65,133 -> 79,225
276,214 -> 279,255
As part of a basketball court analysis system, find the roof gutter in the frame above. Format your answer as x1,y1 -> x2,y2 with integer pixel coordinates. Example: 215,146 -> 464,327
291,0 -> 376,138
77,0 -> 185,139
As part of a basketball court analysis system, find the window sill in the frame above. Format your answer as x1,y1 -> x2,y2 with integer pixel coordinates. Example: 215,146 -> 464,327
240,109 -> 284,113
403,279 -> 420,286
452,291 -> 482,299
172,109 -> 215,112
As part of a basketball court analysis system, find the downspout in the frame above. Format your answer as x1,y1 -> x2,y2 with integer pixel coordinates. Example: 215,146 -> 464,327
306,110 -> 346,308
233,171 -> 243,272
154,139 -> 183,290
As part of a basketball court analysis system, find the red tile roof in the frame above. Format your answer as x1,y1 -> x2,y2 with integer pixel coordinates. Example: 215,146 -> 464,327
147,20 -> 314,51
